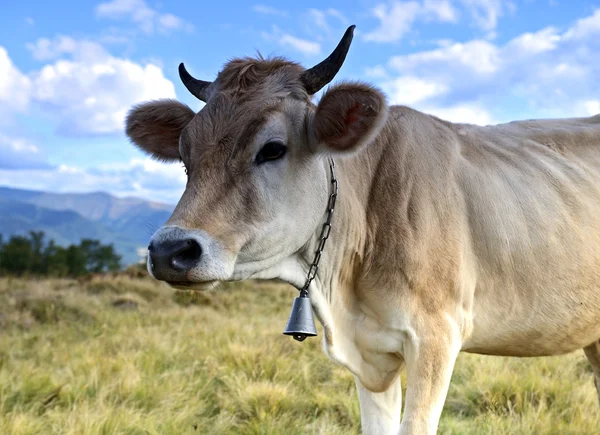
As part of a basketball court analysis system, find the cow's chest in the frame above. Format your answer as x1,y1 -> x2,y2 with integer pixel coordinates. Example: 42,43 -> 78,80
319,294 -> 408,392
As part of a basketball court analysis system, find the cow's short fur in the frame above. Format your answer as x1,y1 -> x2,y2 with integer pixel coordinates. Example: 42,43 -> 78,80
126,54 -> 600,434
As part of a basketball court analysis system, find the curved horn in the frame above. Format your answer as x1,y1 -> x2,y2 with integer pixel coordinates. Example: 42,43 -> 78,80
300,25 -> 356,95
178,63 -> 212,102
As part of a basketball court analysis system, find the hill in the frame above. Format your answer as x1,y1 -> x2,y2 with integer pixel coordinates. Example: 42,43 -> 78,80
0,187 -> 174,265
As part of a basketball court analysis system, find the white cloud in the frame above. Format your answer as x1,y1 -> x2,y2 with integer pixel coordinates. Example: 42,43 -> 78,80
0,134 -> 49,170
27,36 -> 107,61
252,4 -> 288,17
307,8 -> 348,33
423,0 -> 458,22
323,8 -> 348,25
458,0 -> 512,37
157,14 -> 189,31
308,9 -> 329,31
370,8 -> 600,123
0,157 -> 186,204
423,103 -> 494,125
26,37 -> 176,136
364,0 -> 458,43
262,26 -> 321,56
364,2 -> 422,43
564,9 -> 600,40
584,100 -> 600,116
279,34 -> 321,56
96,0 -> 193,34
378,74 -> 494,125
380,76 -> 447,105
0,47 -> 31,114
365,65 -> 389,79
363,0 -> 517,42
505,27 -> 561,55
389,39 -> 500,74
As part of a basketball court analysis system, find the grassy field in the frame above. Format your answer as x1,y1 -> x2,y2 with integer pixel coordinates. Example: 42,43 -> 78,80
0,275 -> 599,434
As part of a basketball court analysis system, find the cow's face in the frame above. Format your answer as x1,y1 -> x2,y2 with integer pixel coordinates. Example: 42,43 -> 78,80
125,27 -> 387,289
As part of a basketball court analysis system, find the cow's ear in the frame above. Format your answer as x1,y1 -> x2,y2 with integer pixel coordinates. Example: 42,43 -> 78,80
125,99 -> 195,162
310,82 -> 388,155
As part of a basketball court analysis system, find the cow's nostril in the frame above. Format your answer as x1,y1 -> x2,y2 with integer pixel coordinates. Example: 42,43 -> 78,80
170,239 -> 202,271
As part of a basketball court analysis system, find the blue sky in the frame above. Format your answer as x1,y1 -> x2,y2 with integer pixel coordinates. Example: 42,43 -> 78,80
0,0 -> 599,203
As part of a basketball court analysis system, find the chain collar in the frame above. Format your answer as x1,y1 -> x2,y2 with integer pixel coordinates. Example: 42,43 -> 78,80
298,158 -> 338,297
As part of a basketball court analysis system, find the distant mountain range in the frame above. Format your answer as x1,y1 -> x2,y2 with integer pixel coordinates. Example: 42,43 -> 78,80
0,186 -> 174,266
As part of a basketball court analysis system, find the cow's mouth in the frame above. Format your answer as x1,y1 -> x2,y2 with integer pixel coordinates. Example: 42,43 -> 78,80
166,280 -> 219,291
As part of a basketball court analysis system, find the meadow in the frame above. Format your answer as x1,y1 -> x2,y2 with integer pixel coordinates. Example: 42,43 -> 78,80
1,274 -> 599,434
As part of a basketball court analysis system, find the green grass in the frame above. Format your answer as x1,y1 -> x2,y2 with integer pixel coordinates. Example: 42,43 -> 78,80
0,276 -> 598,434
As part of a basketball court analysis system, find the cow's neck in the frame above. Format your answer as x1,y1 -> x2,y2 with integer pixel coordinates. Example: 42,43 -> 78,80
296,130 -> 409,390
302,144 -> 387,346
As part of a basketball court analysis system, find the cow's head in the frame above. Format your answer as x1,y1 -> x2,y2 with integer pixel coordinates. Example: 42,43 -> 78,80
125,26 -> 388,290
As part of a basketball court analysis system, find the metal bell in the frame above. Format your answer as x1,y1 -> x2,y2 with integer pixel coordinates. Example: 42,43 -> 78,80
283,294 -> 317,342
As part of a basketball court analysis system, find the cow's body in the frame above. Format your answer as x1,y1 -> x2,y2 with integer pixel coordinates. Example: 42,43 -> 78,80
126,26 -> 600,434
459,114 -> 600,356
339,107 -> 600,358
263,107 -> 600,433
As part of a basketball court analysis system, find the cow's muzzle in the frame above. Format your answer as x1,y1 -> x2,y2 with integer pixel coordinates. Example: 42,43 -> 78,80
147,226 -> 206,284
146,225 -> 233,287
148,237 -> 202,282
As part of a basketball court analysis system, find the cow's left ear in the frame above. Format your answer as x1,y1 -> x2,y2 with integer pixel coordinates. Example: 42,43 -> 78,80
310,82 -> 388,155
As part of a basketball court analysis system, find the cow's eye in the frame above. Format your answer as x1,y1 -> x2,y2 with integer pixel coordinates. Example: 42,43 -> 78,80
255,141 -> 287,165
180,158 -> 188,176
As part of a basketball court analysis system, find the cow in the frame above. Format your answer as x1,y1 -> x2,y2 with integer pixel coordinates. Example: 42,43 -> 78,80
124,25 -> 600,434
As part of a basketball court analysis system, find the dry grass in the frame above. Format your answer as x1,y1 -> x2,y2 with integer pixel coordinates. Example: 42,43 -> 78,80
0,276 -> 598,434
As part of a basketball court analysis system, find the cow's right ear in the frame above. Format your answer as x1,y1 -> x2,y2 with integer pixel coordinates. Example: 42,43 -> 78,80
125,99 -> 195,162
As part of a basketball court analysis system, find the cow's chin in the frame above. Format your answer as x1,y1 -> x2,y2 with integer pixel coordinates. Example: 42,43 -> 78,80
166,280 -> 220,291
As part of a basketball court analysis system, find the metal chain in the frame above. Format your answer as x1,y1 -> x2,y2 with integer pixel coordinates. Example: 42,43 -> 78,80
299,158 -> 338,297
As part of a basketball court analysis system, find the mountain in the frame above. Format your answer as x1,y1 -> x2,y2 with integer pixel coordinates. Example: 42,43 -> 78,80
0,187 -> 174,265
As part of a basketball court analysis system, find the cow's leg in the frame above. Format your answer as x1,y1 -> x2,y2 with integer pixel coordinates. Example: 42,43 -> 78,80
583,340 -> 600,405
355,375 -> 402,435
399,319 -> 461,435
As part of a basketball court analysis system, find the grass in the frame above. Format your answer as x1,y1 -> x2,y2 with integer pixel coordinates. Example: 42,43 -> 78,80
0,275 -> 598,434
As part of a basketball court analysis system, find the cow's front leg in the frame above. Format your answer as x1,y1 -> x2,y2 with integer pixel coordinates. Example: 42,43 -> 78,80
399,317 -> 461,435
356,374 -> 402,435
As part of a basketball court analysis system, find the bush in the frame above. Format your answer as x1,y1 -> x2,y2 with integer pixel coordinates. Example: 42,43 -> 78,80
0,232 -> 121,277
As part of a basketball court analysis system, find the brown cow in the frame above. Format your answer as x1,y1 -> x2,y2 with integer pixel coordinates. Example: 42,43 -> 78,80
125,26 -> 600,434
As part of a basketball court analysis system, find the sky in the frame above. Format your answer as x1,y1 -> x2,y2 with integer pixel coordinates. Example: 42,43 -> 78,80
0,0 -> 599,204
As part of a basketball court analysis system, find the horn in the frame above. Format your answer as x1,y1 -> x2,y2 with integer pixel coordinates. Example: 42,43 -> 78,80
300,25 -> 356,95
178,63 -> 212,102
